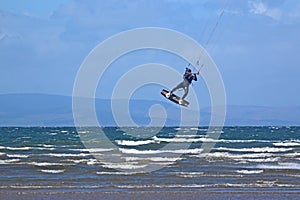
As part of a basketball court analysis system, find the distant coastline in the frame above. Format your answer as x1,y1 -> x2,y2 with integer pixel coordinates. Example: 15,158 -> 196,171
1,93 -> 299,127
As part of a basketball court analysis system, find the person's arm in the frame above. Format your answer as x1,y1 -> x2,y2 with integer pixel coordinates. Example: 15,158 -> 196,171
192,71 -> 199,80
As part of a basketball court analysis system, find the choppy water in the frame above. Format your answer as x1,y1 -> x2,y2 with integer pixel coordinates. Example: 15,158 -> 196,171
0,126 -> 299,193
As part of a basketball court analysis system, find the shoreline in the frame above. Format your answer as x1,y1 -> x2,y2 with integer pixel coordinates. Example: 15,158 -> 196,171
1,190 -> 299,200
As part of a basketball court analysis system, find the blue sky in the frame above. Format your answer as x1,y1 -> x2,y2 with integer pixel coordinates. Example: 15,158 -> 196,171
0,0 -> 300,107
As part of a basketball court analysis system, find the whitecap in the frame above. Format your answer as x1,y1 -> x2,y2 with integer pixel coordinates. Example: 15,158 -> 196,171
124,156 -> 181,162
6,147 -> 32,151
234,157 -> 280,163
63,158 -> 91,164
0,159 -> 20,165
273,142 -> 300,147
34,147 -> 56,151
236,169 -> 264,174
175,135 -> 204,138
153,136 -> 205,143
154,137 -> 269,143
116,184 -> 224,189
87,159 -> 101,165
96,171 -> 139,175
44,153 -> 91,157
115,139 -> 156,146
119,148 -> 202,155
205,152 -> 273,158
102,163 -> 147,170
6,154 -> 29,158
83,148 -> 115,153
40,169 -> 65,174
29,162 -> 72,167
42,144 -> 55,148
77,131 -> 89,134
216,147 -> 294,153
256,162 -> 300,170
175,127 -> 203,131
60,130 -> 68,133
175,171 -> 204,177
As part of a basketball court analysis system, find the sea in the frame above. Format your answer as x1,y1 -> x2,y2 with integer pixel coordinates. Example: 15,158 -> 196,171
0,126 -> 299,196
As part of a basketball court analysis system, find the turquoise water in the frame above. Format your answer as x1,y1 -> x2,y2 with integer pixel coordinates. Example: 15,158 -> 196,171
0,126 -> 299,193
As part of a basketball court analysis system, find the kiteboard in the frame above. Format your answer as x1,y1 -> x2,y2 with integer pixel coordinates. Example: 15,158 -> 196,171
161,89 -> 189,107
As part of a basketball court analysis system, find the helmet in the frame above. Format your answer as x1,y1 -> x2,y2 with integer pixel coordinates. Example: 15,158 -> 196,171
185,68 -> 191,72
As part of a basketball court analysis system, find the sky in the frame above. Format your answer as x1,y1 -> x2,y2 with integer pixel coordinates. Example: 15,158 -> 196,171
0,0 -> 300,107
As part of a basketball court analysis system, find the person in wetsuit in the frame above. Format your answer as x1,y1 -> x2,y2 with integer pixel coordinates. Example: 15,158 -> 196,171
166,67 -> 199,104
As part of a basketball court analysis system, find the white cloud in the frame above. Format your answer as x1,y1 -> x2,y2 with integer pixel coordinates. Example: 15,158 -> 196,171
248,0 -> 300,24
250,1 -> 267,14
249,1 -> 282,20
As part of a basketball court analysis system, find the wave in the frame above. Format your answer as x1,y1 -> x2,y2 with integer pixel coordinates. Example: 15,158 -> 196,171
153,136 -> 206,143
235,157 -> 280,163
119,148 -> 203,155
101,163 -> 147,170
202,151 -> 299,158
71,148 -> 115,153
115,136 -> 206,147
96,171 -> 139,175
174,171 -> 204,178
0,159 -> 20,165
116,182 -> 296,189
40,169 -> 65,174
273,141 -> 300,147
174,134 -> 204,138
6,154 -> 29,158
6,147 -> 32,151
43,153 -> 92,158
29,162 -> 73,167
124,157 -> 182,162
236,170 -> 264,174
77,130 -> 90,134
5,146 -> 56,151
216,147 -> 294,153
174,127 -> 201,131
194,151 -> 300,165
63,158 -> 95,164
1,182 -> 297,190
113,136 -> 288,148
115,140 -> 156,146
60,130 -> 69,134
115,184 -> 206,189
117,137 -> 278,146
255,162 -> 300,170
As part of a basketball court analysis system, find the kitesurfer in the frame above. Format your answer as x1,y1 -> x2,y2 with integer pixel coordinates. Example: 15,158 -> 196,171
166,67 -> 199,105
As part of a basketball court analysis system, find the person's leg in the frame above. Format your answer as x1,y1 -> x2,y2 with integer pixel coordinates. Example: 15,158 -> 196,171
182,86 -> 189,100
171,81 -> 184,93
167,81 -> 184,98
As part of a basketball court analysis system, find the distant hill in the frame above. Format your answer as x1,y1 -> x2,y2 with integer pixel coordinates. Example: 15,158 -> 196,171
0,94 -> 73,126
221,105 -> 300,126
0,94 -> 299,126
